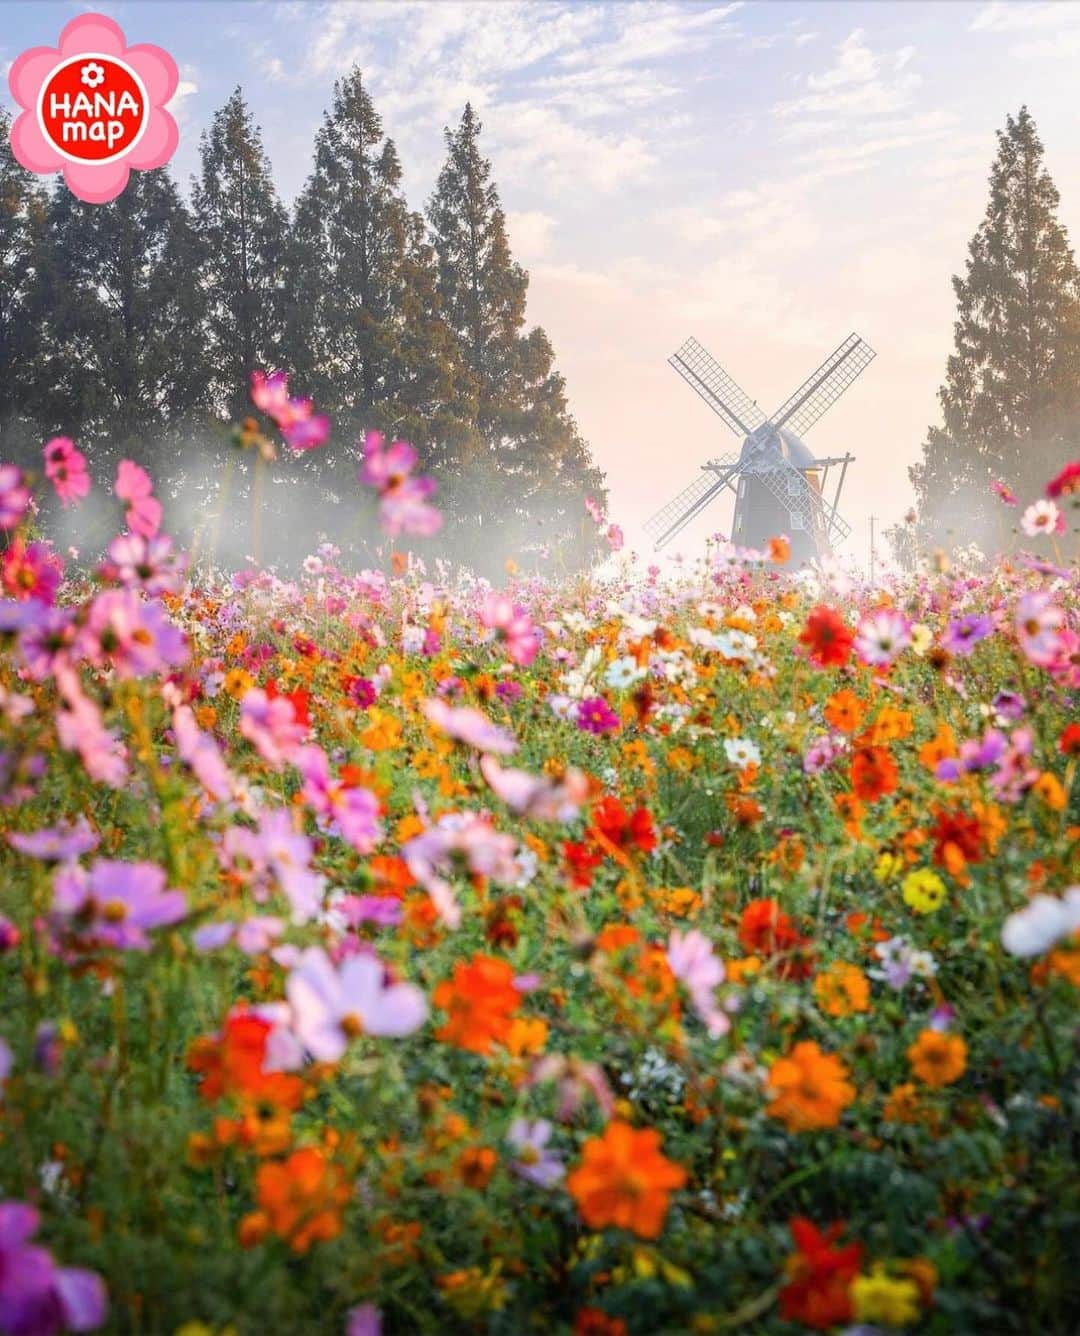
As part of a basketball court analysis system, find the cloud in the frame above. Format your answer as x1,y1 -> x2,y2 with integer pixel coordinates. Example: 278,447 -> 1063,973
507,210 -> 557,261
775,28 -> 920,120
970,0 -> 1080,56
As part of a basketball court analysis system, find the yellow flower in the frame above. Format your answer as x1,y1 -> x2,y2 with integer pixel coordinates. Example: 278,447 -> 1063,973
361,708 -> 402,751
910,623 -> 932,656
873,850 -> 904,883
902,868 -> 946,914
908,1029 -> 966,1087
222,668 -> 254,700
1033,771 -> 1066,811
852,1265 -> 921,1327
437,1263 -> 507,1319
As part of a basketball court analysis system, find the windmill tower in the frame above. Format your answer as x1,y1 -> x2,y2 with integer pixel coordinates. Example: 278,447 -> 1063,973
645,333 -> 875,564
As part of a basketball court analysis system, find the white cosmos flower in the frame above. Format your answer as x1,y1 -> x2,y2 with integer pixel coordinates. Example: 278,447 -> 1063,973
1001,888 -> 1080,957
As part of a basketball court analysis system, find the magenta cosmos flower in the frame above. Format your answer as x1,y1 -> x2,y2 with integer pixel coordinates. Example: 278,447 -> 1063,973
114,460 -> 162,538
479,593 -> 540,666
576,695 -> 620,735
0,1200 -> 106,1335
358,432 -> 441,537
250,371 -> 330,452
296,745 -> 382,853
286,946 -> 427,1063
0,467 -> 31,532
52,859 -> 186,951
8,12 -> 178,205
78,589 -> 188,678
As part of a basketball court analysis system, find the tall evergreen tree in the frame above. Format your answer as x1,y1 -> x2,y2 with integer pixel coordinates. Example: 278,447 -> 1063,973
286,69 -> 460,467
911,107 -> 1080,547
31,168 -> 210,471
0,108 -> 48,469
427,104 -> 605,571
193,89 -> 289,419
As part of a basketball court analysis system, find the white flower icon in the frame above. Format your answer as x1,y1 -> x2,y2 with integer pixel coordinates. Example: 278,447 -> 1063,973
80,62 -> 105,89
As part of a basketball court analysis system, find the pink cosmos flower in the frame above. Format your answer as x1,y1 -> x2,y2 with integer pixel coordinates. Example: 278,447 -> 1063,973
584,497 -> 605,524
115,460 -> 163,538
667,928 -> 729,1037
240,687 -> 308,769
1021,499 -> 1064,538
991,478 -> 1018,506
402,813 -> 519,929
102,532 -> 186,596
286,946 -> 427,1062
576,695 -> 620,735
78,589 -> 188,678
54,666 -> 128,789
421,698 -> 516,755
1,540 -> 63,605
479,593 -> 540,666
0,466 -> 32,531
16,604 -> 76,681
172,706 -> 238,805
346,1305 -> 382,1336
1015,591 -> 1064,667
250,371 -> 330,452
221,808 -> 325,924
854,608 -> 911,667
0,1199 -> 107,1335
8,818 -> 98,863
479,755 -> 588,822
8,12 -> 178,204
296,745 -> 382,853
606,524 -> 625,552
43,438 -> 90,508
358,432 -> 441,537
52,859 -> 186,951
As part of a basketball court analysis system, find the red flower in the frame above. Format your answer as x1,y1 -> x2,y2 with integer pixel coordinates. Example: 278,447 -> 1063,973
799,606 -> 854,668
265,678 -> 311,727
850,746 -> 899,803
1059,722 -> 1080,757
564,840 -> 603,889
1046,459 -> 1080,498
930,806 -> 984,870
738,898 -> 814,978
779,1217 -> 863,1330
589,797 -> 657,855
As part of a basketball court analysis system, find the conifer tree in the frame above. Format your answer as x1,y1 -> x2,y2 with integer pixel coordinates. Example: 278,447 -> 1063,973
31,169 -> 210,471
286,69 -> 460,458
912,107 -> 1080,547
193,89 -> 289,419
0,108 -> 48,468
427,104 -> 605,571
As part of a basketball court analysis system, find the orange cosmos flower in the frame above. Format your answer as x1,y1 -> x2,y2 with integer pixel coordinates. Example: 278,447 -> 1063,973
907,1030 -> 966,1087
851,746 -> 898,803
813,962 -> 871,1017
434,954 -> 521,1054
240,1147 -> 350,1253
566,1120 -> 687,1239
824,689 -> 865,734
766,1042 -> 856,1131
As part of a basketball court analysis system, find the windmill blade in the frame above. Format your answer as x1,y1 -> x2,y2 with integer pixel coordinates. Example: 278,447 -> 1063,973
770,334 -> 875,437
644,457 -> 740,549
669,338 -> 768,439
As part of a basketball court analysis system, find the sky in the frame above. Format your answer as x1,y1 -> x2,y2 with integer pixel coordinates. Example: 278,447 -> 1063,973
5,0 -> 1080,565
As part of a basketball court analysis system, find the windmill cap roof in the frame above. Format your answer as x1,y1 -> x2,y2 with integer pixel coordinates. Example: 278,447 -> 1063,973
741,425 -> 818,470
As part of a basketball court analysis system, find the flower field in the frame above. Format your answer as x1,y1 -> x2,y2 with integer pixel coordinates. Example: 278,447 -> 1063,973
1,418 -> 1079,1334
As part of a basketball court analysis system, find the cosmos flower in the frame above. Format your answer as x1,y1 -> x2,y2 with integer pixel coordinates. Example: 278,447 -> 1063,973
78,589 -> 188,679
7,819 -> 98,863
507,1119 -> 565,1188
566,1121 -> 686,1239
296,745 -> 382,854
421,698 -> 517,755
43,438 -> 91,509
0,466 -> 31,531
102,532 -> 186,597
286,947 -> 427,1063
941,612 -> 993,657
0,1200 -> 107,1335
358,432 -> 440,536
1020,499 -> 1063,538
52,859 -> 186,951
479,594 -> 540,666
1015,591 -> 1064,667
250,371 -> 330,452
239,688 -> 308,769
724,737 -> 761,770
115,461 -> 163,539
799,605 -> 854,668
1001,888 -> 1080,957
990,478 -> 1018,505
1046,458 -> 1080,498
667,929 -> 729,1036
1,540 -> 63,605
854,608 -> 910,667
479,756 -> 588,822
576,696 -> 620,735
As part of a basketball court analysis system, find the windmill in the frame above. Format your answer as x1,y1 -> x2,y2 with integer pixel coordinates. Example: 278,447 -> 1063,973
645,333 -> 875,564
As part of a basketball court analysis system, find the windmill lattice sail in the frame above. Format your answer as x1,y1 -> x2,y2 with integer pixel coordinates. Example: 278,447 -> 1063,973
647,333 -> 874,563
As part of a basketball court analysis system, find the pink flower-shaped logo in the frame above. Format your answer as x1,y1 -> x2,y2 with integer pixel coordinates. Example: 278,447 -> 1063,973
7,12 -> 178,204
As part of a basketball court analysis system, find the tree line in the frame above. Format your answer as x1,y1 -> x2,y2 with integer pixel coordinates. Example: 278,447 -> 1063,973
0,76 -> 606,572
